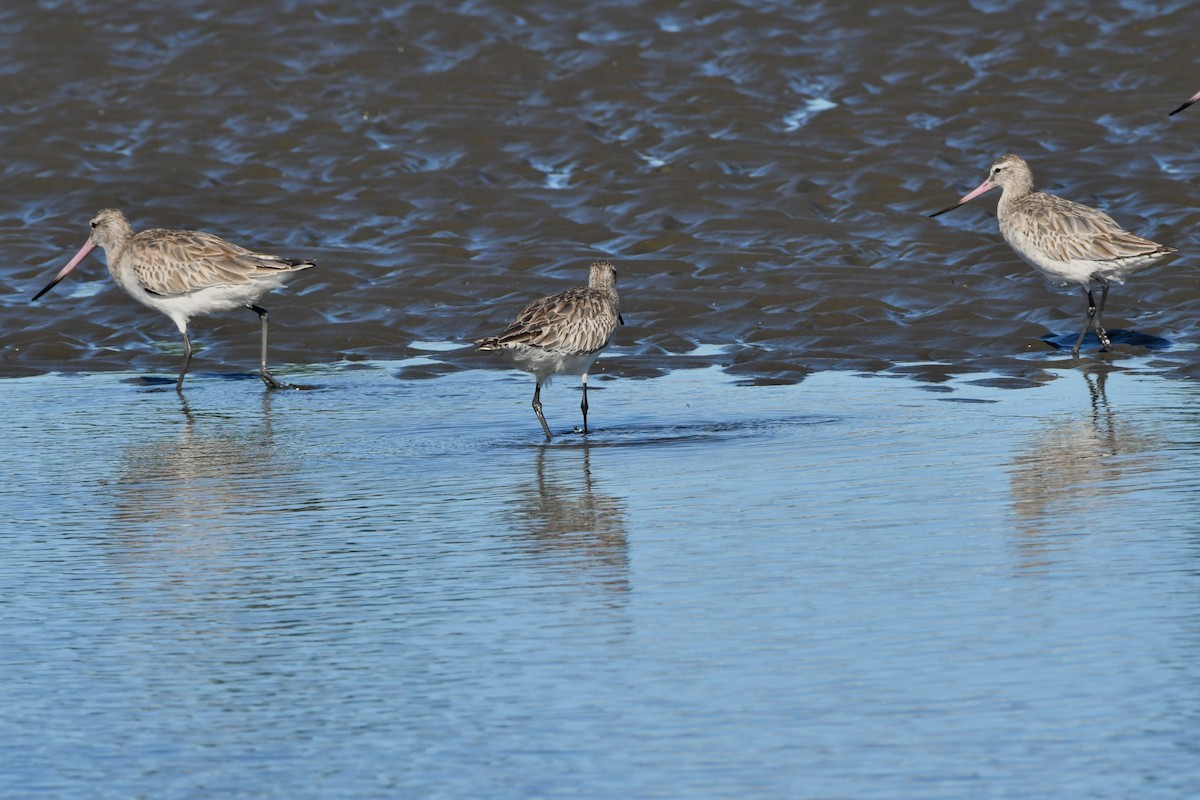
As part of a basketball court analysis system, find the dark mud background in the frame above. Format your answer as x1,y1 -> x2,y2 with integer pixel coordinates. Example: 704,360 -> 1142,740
2,0 -> 1199,386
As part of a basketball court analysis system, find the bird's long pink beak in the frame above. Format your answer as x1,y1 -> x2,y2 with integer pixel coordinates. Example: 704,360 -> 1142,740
1169,89 -> 1200,116
33,240 -> 96,301
928,178 -> 996,218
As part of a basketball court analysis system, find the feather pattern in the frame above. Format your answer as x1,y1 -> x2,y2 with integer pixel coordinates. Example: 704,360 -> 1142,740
479,285 -> 620,355
996,167 -> 1175,284
88,216 -> 315,298
129,231 -> 298,296
476,260 -> 621,361
982,154 -> 1176,286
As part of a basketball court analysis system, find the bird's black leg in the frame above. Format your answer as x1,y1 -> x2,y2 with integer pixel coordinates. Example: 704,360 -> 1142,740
176,329 -> 193,393
1071,286 -> 1099,358
533,381 -> 552,441
1094,277 -> 1112,352
580,373 -> 590,434
250,304 -> 288,390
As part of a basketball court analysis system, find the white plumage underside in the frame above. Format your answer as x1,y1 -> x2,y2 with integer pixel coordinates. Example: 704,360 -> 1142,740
127,274 -> 293,332
493,344 -> 603,384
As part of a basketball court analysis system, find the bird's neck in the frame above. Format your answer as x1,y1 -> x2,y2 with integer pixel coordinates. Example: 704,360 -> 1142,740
997,180 -> 1034,217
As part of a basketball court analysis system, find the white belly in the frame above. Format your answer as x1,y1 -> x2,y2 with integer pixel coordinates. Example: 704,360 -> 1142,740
118,273 -> 284,332
500,344 -> 604,384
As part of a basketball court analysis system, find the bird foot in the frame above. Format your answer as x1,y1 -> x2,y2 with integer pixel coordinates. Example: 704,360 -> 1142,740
261,371 -> 297,391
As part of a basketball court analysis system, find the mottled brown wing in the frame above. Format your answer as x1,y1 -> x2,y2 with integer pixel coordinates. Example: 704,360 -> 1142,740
492,287 -> 619,354
127,229 -> 303,297
1019,194 -> 1175,264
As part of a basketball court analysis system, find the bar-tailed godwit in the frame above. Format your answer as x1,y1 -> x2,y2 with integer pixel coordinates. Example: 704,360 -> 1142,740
33,208 -> 314,391
929,154 -> 1176,356
476,260 -> 623,441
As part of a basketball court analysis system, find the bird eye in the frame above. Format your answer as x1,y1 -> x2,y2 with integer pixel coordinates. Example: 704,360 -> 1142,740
90,221 -> 98,229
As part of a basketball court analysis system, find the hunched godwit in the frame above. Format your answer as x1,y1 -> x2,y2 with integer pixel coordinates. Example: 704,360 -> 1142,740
476,260 -> 623,441
930,154 -> 1176,356
34,208 -> 314,391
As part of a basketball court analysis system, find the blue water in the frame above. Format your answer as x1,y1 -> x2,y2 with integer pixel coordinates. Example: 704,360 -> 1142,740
3,362 -> 1199,798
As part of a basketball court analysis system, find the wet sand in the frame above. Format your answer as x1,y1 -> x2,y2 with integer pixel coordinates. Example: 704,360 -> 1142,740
3,1 -> 1200,385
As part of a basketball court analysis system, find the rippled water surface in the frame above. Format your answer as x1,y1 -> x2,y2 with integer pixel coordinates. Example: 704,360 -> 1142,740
4,0 -> 1200,382
5,0 -> 1200,797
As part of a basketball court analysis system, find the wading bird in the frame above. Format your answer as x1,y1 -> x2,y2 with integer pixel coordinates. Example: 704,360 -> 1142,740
930,154 -> 1175,356
476,260 -> 623,440
34,208 -> 314,390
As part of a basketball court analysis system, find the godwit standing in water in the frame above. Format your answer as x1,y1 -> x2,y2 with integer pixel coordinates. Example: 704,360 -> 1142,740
929,154 -> 1176,356
476,260 -> 623,441
33,208 -> 314,391
1169,90 -> 1200,115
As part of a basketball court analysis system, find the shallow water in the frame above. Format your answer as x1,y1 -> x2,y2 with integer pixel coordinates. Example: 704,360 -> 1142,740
5,1 -> 1200,797
4,363 -> 1200,798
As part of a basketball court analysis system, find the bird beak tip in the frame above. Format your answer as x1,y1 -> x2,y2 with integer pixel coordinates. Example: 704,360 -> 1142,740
32,278 -> 62,302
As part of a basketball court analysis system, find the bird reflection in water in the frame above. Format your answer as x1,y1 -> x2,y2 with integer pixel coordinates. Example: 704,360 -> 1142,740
112,391 -> 285,535
105,391 -> 315,647
507,443 -> 629,594
1008,367 -> 1157,565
